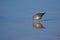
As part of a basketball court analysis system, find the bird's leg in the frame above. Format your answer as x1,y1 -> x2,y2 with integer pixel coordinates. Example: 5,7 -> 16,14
37,19 -> 40,23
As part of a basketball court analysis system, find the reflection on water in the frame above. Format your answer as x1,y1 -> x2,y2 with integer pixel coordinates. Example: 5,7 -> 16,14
32,21 -> 45,29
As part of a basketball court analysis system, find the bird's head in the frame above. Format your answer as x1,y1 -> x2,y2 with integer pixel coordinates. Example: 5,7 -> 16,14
42,12 -> 45,15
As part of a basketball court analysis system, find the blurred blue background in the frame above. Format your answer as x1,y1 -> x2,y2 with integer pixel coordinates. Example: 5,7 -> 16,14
0,0 -> 60,40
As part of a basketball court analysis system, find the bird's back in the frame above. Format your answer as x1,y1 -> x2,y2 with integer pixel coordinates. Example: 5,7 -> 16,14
36,13 -> 45,17
32,12 -> 45,20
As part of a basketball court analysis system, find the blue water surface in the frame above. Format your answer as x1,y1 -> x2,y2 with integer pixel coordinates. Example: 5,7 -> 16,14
0,0 -> 60,40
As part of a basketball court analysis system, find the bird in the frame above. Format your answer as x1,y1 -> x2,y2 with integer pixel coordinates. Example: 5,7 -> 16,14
32,12 -> 45,22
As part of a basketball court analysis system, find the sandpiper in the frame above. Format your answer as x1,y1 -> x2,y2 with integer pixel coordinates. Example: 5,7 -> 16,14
32,12 -> 45,22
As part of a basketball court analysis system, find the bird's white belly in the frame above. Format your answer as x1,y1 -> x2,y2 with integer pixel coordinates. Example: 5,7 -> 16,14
34,17 -> 40,19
